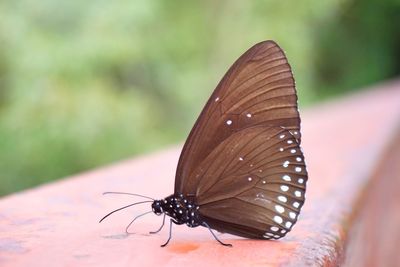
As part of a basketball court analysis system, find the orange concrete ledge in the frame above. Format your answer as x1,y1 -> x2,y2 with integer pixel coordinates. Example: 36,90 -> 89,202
1,80 -> 400,266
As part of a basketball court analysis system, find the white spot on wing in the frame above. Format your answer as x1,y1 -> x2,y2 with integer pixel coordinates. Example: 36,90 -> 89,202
293,202 -> 300,208
270,226 -> 279,232
295,167 -> 302,172
278,196 -> 287,203
274,216 -> 283,224
280,185 -> 289,192
282,175 -> 291,181
226,120 -> 232,125
283,161 -> 289,168
275,205 -> 285,213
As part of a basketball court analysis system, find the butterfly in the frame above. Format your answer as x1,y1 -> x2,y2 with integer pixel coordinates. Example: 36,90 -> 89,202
100,40 -> 308,247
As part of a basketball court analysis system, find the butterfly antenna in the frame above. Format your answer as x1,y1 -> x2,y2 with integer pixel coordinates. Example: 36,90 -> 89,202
103,192 -> 155,201
125,211 -> 153,234
99,200 -> 153,223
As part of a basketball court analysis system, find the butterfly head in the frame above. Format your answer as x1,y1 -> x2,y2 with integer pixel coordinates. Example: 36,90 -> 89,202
151,200 -> 164,215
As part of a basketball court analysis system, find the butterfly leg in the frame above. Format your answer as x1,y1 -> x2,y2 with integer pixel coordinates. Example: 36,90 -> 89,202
202,222 -> 232,247
125,211 -> 153,234
160,219 -> 178,247
150,214 -> 166,234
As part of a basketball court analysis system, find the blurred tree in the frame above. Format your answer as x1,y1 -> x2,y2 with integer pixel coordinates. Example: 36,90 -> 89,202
313,0 -> 400,98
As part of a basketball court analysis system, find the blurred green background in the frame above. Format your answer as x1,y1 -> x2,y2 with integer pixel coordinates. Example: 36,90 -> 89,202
0,0 -> 399,196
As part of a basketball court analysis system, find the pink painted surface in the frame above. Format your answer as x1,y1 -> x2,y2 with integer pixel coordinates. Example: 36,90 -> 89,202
0,80 -> 400,266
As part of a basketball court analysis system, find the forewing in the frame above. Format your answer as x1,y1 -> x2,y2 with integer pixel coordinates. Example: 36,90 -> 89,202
194,126 -> 307,239
175,40 -> 301,194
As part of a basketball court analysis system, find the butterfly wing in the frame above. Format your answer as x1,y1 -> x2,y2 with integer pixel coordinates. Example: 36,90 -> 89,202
175,40 -> 301,195
194,126 -> 307,239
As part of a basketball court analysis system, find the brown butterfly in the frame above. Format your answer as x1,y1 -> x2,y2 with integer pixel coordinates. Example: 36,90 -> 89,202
100,40 -> 308,247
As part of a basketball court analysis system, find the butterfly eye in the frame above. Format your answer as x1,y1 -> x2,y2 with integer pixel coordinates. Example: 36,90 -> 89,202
151,201 -> 163,215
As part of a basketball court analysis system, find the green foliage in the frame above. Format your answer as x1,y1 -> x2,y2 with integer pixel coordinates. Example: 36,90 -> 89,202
0,0 -> 398,195
312,0 -> 400,98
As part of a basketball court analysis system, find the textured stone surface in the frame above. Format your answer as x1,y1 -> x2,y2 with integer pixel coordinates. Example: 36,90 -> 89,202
0,80 -> 399,266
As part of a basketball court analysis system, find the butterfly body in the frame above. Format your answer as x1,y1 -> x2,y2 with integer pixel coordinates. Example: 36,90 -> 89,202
152,194 -> 201,228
